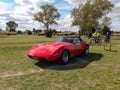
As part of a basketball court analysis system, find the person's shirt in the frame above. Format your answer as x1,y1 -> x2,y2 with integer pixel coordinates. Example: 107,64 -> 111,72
97,33 -> 101,37
93,32 -> 101,37
92,32 -> 97,37
106,32 -> 111,38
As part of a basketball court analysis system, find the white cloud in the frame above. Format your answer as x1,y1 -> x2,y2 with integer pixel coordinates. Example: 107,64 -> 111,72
15,0 -> 54,5
15,0 -> 30,5
0,1 -> 12,29
108,1 -> 120,31
0,2 -> 9,7
29,0 -> 42,4
115,2 -> 120,7
65,0 -> 86,5
43,0 -> 55,3
15,0 -> 42,5
14,6 -> 28,15
51,14 -> 79,31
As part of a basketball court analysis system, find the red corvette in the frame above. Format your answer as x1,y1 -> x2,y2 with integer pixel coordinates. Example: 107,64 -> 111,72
27,35 -> 89,64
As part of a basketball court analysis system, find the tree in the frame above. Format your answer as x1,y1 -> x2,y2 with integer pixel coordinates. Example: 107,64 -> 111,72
71,0 -> 114,35
6,21 -> 18,32
32,28 -> 42,35
25,30 -> 32,35
100,16 -> 112,35
34,4 -> 60,37
17,30 -> 23,35
102,26 -> 111,35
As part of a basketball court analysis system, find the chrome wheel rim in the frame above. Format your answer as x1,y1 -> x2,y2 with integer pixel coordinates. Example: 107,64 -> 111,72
85,49 -> 89,55
62,51 -> 69,63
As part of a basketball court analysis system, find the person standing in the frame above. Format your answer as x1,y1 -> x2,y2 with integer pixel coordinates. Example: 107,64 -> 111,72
104,31 -> 112,51
105,31 -> 111,42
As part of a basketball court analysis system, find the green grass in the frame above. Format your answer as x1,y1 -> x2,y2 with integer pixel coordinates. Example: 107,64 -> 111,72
0,35 -> 120,90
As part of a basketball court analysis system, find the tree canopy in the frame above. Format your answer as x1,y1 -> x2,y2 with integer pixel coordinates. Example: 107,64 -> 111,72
6,21 -> 18,32
34,4 -> 60,31
71,0 -> 114,34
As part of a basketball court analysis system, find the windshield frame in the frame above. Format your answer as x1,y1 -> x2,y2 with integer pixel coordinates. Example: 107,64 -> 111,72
56,36 -> 83,43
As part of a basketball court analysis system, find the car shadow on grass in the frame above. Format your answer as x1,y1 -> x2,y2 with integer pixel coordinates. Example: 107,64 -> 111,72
35,53 -> 103,70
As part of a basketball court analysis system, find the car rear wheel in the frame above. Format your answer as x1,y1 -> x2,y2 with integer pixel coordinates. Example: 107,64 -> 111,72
59,50 -> 69,65
83,46 -> 89,55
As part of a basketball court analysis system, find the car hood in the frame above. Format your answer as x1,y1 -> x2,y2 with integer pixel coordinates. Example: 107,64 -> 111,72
27,42 -> 71,57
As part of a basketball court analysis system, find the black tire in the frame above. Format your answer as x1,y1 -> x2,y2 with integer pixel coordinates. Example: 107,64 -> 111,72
90,39 -> 96,46
59,50 -> 69,65
83,46 -> 89,55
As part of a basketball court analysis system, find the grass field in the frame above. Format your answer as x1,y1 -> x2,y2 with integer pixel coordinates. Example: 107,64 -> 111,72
0,35 -> 120,90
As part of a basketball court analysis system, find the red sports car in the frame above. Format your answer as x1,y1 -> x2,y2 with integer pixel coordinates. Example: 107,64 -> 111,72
27,35 -> 89,64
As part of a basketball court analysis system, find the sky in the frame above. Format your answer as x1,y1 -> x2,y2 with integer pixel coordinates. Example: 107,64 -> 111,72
0,0 -> 120,32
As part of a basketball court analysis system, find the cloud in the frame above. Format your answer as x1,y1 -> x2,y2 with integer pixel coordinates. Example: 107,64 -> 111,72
15,0 -> 55,5
0,0 -> 42,30
0,1 -> 13,29
15,0 -> 42,5
0,1 -> 9,7
64,0 -> 86,5
55,2 -> 73,10
108,1 -> 120,30
50,14 -> 78,31
115,2 -> 120,7
43,0 -> 55,3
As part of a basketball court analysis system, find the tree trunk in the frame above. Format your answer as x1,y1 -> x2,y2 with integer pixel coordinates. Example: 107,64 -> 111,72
45,23 -> 52,38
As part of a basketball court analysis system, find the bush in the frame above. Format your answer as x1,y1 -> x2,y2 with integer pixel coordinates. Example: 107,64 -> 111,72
45,30 -> 53,38
25,30 -> 32,35
17,30 -> 23,35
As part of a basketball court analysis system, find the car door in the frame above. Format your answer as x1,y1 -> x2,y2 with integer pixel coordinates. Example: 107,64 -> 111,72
73,37 -> 82,54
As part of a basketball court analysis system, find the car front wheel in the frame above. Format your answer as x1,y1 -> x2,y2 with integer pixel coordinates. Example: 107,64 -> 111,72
59,50 -> 69,65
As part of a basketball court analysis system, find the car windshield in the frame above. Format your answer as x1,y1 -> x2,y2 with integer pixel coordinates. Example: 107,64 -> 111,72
56,36 -> 74,43
56,36 -> 83,43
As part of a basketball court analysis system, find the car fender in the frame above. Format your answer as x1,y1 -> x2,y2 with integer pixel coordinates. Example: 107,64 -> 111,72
49,46 -> 70,61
